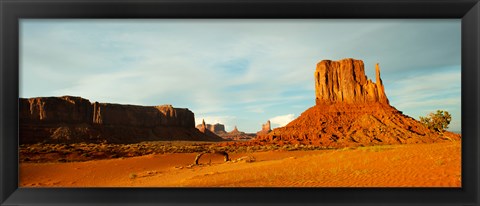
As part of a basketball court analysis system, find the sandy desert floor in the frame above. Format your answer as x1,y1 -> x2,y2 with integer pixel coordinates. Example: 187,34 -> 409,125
20,141 -> 461,187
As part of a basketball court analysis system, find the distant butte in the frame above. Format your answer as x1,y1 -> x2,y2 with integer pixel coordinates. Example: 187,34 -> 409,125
19,96 -> 223,144
256,120 -> 272,135
196,122 -> 227,134
252,58 -> 460,147
197,122 -> 255,141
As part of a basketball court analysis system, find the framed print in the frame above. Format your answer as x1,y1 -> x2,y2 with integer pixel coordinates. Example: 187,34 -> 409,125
1,0 -> 479,205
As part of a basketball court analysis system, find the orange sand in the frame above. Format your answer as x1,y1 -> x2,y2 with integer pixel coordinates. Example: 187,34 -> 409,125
20,141 -> 461,187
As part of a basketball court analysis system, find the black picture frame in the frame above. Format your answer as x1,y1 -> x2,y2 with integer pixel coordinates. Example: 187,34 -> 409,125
1,0 -> 479,205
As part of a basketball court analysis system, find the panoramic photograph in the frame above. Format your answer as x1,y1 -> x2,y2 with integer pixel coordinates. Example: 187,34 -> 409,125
19,19 -> 461,187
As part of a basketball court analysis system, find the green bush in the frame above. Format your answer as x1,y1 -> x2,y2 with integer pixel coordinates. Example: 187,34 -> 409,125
419,110 -> 452,133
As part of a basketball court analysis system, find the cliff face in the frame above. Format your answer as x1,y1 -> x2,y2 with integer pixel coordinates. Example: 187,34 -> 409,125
254,58 -> 460,147
20,96 -> 93,124
315,59 -> 389,105
19,96 -> 222,144
92,102 -> 194,127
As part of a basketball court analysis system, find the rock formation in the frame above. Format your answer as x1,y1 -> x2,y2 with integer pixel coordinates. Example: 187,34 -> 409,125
196,120 -> 224,140
19,96 -> 223,144
210,123 -> 226,134
197,119 -> 207,133
220,126 -> 256,141
231,126 -> 239,133
196,122 -> 227,134
254,58 -> 460,147
196,123 -> 254,141
315,59 -> 389,105
256,120 -> 271,135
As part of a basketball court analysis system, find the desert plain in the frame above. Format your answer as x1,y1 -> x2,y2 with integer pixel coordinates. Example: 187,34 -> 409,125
20,140 -> 460,187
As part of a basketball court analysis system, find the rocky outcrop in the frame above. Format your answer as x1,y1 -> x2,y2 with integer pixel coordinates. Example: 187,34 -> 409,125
256,120 -> 271,135
19,96 -> 223,144
196,122 -> 226,134
196,120 -> 224,140
315,59 -> 389,105
254,58 -> 460,147
257,103 -> 450,146
210,123 -> 226,134
230,126 -> 240,134
196,122 -> 253,141
220,126 -> 256,141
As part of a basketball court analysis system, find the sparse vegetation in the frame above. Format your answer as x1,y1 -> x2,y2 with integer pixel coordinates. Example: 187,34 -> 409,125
419,110 -> 452,133
18,141 -> 411,163
19,141 -> 339,163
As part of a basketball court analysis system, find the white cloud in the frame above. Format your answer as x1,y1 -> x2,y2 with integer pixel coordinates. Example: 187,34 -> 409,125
269,114 -> 296,128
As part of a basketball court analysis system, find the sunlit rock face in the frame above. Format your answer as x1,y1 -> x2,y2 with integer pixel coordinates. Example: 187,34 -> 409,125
314,58 -> 389,105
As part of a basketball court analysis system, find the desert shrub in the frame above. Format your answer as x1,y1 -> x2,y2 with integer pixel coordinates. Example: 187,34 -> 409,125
419,110 -> 452,133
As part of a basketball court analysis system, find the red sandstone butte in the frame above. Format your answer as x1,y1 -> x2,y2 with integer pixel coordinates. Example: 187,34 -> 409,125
255,58 -> 460,147
19,96 -> 223,144
256,120 -> 272,135
196,122 -> 227,134
315,59 -> 388,105
196,119 -> 225,140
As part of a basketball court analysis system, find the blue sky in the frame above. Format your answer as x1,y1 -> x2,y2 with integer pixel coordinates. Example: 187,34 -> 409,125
20,19 -> 461,133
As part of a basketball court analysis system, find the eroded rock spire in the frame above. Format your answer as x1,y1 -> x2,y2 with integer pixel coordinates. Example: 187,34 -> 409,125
314,58 -> 389,105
